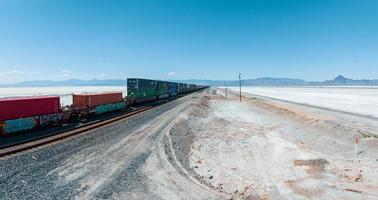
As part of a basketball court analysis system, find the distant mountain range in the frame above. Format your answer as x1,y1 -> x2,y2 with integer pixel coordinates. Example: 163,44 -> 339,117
1,75 -> 378,87
180,75 -> 378,86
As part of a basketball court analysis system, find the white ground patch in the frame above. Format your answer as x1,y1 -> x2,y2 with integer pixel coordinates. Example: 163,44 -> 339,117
226,86 -> 378,118
189,95 -> 378,199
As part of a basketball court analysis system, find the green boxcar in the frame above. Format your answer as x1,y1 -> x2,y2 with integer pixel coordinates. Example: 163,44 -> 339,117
127,78 -> 158,104
157,81 -> 169,99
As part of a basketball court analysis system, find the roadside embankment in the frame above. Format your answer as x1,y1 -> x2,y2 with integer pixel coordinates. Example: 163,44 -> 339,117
169,89 -> 378,199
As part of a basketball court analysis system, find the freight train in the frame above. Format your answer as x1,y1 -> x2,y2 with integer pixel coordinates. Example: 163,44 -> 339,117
0,78 -> 207,136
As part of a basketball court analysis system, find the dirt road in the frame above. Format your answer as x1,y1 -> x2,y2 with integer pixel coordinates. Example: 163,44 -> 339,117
1,89 -> 378,199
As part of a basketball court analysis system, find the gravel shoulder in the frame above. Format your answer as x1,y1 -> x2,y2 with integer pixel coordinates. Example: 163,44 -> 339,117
0,91 -> 221,200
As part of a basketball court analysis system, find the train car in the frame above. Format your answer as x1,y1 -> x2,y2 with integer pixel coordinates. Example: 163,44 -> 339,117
157,81 -> 169,100
0,96 -> 64,135
178,83 -> 184,94
169,82 -> 178,98
189,84 -> 196,92
184,83 -> 189,93
197,85 -> 205,91
73,92 -> 125,116
177,83 -> 199,94
0,96 -> 60,122
185,84 -> 191,93
73,92 -> 122,108
127,78 -> 158,104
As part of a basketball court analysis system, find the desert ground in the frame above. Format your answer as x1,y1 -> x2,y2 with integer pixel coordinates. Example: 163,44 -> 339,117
178,89 -> 378,199
1,88 -> 378,199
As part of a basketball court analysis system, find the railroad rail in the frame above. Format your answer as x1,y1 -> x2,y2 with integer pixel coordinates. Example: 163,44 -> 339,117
0,105 -> 154,158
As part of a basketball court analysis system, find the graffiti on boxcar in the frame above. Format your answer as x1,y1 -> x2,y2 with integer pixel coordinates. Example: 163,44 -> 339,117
95,102 -> 126,115
3,117 -> 37,134
0,121 -> 5,135
39,112 -> 71,126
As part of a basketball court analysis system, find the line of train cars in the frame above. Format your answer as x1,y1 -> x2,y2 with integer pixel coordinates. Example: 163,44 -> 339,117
0,78 -> 207,136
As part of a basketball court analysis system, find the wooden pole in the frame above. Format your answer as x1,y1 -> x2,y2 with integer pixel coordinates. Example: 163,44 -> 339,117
239,73 -> 242,102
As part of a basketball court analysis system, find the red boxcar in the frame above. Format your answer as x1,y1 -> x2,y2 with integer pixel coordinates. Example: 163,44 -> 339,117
0,96 -> 60,121
73,92 -> 122,108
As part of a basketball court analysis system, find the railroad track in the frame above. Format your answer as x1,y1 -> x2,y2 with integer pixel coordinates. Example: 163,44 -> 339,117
0,105 -> 154,158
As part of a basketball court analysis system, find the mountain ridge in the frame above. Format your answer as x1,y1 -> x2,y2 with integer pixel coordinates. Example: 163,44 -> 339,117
181,75 -> 378,86
1,75 -> 378,87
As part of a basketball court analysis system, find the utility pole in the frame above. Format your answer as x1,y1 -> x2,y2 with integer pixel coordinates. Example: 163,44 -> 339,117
239,73 -> 242,102
224,83 -> 227,98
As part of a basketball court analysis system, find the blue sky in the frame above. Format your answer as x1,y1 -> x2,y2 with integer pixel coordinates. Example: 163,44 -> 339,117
0,0 -> 377,83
